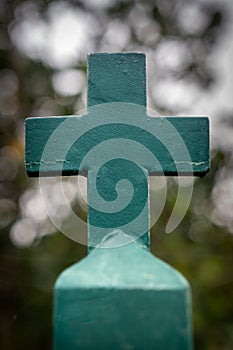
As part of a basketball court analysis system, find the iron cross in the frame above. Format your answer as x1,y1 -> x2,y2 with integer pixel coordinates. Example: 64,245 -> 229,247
25,53 -> 209,249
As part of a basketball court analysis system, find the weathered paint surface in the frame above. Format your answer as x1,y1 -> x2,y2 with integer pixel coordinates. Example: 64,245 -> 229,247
25,53 -> 209,178
88,53 -> 146,107
25,113 -> 209,177
25,53 -> 209,250
24,53 -> 209,349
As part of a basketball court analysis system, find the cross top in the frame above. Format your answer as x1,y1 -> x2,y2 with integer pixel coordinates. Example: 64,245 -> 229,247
25,53 -> 209,249
88,53 -> 146,107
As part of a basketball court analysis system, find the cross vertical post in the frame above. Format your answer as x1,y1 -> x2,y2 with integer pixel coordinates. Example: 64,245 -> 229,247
25,53 -> 209,350
87,53 -> 149,250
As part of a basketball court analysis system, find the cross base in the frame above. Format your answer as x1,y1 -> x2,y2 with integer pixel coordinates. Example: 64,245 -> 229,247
54,230 -> 193,350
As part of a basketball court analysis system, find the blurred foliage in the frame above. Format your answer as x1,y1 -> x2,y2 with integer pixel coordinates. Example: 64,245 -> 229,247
0,0 -> 233,349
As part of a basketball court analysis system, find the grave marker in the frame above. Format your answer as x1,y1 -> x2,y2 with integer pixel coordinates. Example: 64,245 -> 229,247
25,53 -> 209,349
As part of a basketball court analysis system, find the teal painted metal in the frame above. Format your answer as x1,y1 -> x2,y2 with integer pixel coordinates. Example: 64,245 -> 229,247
54,230 -> 193,350
25,53 -> 209,178
25,53 -> 210,349
87,53 -> 146,107
25,114 -> 209,177
88,164 -> 149,249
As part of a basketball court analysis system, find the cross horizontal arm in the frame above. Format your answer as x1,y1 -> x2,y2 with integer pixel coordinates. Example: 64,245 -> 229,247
25,113 -> 209,177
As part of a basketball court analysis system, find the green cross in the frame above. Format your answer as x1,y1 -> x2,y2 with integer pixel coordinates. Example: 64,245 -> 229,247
25,53 -> 209,249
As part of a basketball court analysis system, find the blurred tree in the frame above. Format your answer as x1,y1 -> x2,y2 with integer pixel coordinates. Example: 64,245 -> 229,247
0,0 -> 233,349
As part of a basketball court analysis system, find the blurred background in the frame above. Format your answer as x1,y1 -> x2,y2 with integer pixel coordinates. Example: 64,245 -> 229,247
0,0 -> 233,349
